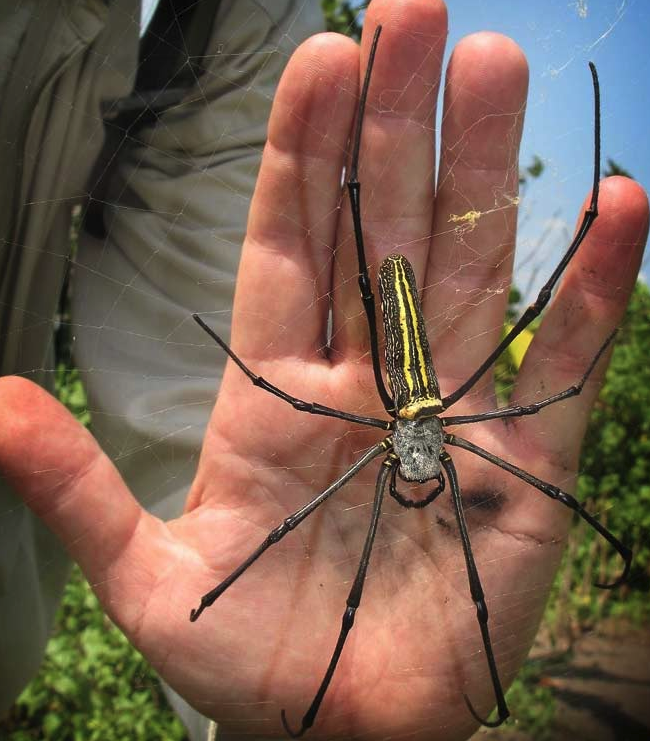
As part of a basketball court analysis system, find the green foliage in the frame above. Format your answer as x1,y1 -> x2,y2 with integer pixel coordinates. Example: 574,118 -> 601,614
2,567 -> 187,741
569,281 -> 650,623
53,208 -> 91,428
54,365 -> 91,427
603,158 -> 633,179
519,154 -> 545,185
322,0 -> 364,39
499,280 -> 650,630
502,660 -> 557,741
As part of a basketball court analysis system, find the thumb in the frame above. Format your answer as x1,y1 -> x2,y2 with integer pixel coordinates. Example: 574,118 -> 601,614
0,376 -> 143,585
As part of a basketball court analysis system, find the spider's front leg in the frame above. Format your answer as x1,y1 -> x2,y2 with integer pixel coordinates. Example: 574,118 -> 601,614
193,314 -> 389,431
346,25 -> 395,415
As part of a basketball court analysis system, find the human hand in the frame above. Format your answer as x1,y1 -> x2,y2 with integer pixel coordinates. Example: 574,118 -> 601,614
1,0 -> 647,739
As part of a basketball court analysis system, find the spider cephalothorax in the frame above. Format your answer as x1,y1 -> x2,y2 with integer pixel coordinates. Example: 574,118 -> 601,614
391,416 -> 444,482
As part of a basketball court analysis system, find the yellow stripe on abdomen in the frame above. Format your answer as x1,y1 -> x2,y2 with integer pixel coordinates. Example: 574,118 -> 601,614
378,255 -> 442,419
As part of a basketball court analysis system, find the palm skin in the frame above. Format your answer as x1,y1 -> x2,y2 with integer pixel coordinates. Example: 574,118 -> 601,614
0,1 -> 647,739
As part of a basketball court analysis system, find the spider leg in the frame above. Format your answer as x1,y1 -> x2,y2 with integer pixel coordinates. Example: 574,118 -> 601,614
444,434 -> 631,588
442,328 -> 616,427
440,452 -> 510,728
346,25 -> 395,415
189,439 -> 390,622
193,314 -> 389,431
442,62 -> 601,411
281,455 -> 393,737
389,462 -> 445,509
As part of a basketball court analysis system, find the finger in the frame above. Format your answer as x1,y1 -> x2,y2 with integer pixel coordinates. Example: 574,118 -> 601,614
231,33 -> 359,360
0,377 -> 155,621
426,33 -> 528,398
512,177 -> 649,461
331,0 -> 448,358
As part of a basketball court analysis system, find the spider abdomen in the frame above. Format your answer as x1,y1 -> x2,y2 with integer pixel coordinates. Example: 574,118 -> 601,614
378,255 -> 442,420
393,416 -> 444,482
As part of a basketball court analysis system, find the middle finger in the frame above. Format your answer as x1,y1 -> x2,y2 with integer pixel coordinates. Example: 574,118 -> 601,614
330,0 -> 448,362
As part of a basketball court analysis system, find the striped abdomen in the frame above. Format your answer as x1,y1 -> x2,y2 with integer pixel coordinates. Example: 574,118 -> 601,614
378,255 -> 442,420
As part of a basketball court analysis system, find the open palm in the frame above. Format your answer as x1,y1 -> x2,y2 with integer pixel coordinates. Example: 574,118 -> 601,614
1,1 -> 647,739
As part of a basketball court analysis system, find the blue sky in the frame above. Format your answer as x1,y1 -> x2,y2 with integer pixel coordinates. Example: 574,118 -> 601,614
447,0 -> 650,289
447,0 -> 649,183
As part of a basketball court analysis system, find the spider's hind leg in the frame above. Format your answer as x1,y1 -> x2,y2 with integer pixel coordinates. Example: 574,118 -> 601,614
441,451 -> 510,728
281,456 -> 394,737
445,433 -> 632,588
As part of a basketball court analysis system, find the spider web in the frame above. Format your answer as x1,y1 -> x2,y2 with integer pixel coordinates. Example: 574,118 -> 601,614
1,1 -> 648,740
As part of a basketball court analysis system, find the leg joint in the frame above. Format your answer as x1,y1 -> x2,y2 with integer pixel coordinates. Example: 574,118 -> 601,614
269,522 -> 290,542
358,274 -> 373,300
342,605 -> 356,631
475,599 -> 489,625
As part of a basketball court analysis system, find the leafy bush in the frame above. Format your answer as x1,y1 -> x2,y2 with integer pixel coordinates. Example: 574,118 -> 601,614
502,661 -> 557,741
554,281 -> 650,632
3,567 -> 187,741
322,0 -> 363,38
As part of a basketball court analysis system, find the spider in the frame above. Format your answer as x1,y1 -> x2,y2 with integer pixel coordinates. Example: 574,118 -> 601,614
190,25 -> 631,738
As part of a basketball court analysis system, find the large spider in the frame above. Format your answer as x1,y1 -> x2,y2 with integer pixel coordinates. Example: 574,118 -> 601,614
190,25 -> 631,738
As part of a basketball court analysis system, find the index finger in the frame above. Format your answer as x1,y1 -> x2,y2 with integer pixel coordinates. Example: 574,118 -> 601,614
229,33 -> 359,361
